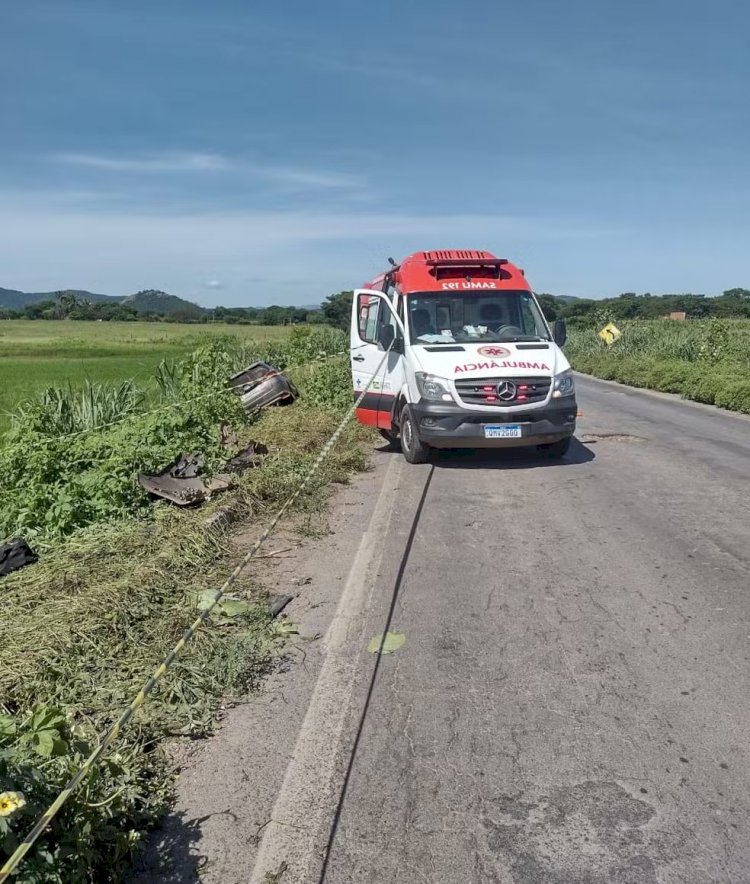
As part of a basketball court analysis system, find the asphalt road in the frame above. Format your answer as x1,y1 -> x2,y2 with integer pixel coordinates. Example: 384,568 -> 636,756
137,376 -> 750,884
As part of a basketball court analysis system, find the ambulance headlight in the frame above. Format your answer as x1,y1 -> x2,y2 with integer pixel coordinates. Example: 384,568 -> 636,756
415,373 -> 453,402
552,370 -> 575,398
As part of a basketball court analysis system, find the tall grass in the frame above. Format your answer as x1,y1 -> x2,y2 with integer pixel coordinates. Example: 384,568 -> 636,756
567,318 -> 750,364
566,319 -> 750,413
9,380 -> 144,437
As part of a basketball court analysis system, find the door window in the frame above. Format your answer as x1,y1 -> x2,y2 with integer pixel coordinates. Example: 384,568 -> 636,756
357,293 -> 386,344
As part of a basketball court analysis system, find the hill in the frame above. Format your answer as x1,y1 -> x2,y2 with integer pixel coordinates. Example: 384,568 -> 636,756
123,290 -> 205,317
535,292 -> 580,304
0,287 -> 117,309
0,286 -> 205,317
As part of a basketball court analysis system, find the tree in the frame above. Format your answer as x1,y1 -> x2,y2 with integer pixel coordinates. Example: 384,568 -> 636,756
24,300 -> 55,319
321,290 -> 353,330
54,291 -> 82,319
261,305 -> 287,325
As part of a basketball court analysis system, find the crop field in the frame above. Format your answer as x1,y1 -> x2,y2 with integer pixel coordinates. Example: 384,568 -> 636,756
0,321 -> 296,433
566,318 -> 750,413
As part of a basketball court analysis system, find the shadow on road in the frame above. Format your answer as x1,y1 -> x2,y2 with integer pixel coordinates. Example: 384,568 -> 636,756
317,465 -> 436,882
376,436 -> 595,470
126,810 -> 206,883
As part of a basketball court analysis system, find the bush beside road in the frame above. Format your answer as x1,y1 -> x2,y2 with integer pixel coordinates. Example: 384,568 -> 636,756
566,319 -> 750,414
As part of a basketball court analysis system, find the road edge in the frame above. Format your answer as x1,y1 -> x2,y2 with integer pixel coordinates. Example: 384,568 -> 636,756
249,455 -> 403,883
573,371 -> 750,423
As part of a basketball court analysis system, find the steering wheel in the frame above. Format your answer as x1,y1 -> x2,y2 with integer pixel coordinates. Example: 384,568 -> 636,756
494,324 -> 523,337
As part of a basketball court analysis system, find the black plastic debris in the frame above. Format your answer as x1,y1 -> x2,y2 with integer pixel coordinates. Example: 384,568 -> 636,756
0,538 -> 38,578
224,441 -> 269,473
138,453 -> 233,506
229,362 -> 298,416
269,594 -> 294,618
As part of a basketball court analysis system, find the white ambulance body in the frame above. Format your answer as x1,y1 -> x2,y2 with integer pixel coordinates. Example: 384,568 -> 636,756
350,250 -> 577,464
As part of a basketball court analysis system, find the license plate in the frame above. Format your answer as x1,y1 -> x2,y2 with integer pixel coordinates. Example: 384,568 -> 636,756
483,424 -> 522,439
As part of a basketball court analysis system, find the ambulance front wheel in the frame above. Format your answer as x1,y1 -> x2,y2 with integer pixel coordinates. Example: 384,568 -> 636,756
400,406 -> 430,464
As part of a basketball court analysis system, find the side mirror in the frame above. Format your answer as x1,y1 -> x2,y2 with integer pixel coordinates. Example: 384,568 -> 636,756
377,323 -> 396,351
553,318 -> 567,347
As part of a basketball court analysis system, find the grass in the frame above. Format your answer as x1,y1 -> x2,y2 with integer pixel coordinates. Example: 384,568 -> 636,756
0,321 -> 297,433
0,330 -> 372,882
0,400 -> 371,883
0,400 -> 369,727
566,319 -> 750,413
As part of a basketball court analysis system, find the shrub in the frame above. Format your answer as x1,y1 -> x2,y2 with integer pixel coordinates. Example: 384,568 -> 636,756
0,708 -> 168,884
0,330 -> 349,543
713,379 -> 750,413
645,361 -> 692,394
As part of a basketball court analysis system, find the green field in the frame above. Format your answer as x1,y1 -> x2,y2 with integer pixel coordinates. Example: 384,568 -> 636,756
0,320 -> 295,432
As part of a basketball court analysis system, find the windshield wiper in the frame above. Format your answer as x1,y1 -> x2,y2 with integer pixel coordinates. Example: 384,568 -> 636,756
495,335 -> 550,342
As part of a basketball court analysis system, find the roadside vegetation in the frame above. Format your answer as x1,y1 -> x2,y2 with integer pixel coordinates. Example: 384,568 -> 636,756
566,319 -> 750,414
0,321 -> 295,434
538,287 -> 750,323
2,291 -> 749,880
0,327 -> 368,883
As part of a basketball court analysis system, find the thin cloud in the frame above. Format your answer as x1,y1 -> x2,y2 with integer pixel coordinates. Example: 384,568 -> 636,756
255,165 -> 367,191
50,152 -> 367,193
53,152 -> 230,173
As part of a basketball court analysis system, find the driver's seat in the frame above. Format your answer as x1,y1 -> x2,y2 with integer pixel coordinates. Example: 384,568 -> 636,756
479,303 -> 503,325
411,308 -> 436,338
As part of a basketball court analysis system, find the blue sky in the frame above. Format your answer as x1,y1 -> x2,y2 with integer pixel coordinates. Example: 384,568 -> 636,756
1,0 -> 748,305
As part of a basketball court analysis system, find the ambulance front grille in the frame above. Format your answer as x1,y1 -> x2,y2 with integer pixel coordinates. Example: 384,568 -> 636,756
454,376 -> 551,407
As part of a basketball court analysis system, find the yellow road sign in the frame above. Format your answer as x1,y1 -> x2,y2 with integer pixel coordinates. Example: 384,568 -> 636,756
598,322 -> 621,345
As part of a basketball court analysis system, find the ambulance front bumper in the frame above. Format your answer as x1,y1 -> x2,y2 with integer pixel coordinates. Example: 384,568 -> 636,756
411,397 -> 577,448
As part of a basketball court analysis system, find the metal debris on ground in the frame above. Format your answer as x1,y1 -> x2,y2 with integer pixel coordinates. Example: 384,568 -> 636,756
138,453 -> 233,506
204,505 -> 240,532
229,362 -> 298,416
0,538 -> 38,579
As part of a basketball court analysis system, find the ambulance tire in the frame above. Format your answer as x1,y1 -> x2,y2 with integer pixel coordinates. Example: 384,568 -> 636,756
538,436 -> 572,459
378,428 -> 400,450
400,406 -> 430,464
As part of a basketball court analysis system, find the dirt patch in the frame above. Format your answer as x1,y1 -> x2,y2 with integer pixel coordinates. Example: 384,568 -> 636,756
482,781 -> 664,883
580,433 -> 647,443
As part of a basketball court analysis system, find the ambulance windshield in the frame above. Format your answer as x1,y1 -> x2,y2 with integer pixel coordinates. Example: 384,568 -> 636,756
407,290 -> 550,345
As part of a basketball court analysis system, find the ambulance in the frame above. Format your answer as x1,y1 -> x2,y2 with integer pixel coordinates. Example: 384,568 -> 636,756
350,250 -> 577,464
